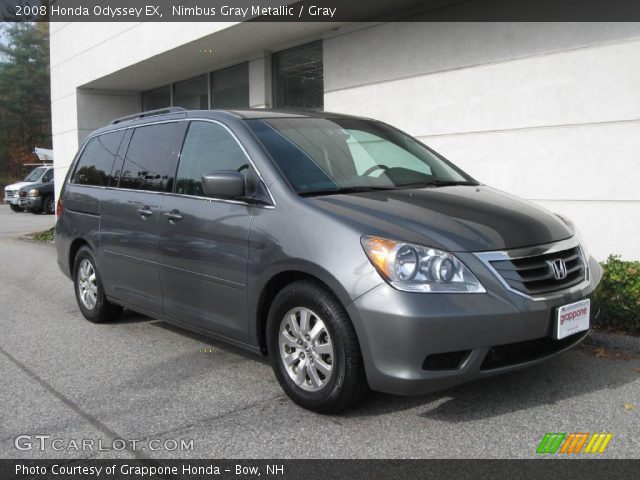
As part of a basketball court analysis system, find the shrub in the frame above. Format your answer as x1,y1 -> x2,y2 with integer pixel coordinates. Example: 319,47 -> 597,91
593,255 -> 640,333
31,227 -> 55,242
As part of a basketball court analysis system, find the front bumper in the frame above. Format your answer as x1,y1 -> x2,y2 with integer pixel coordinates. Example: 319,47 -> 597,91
4,195 -> 20,205
347,252 -> 602,396
25,196 -> 43,210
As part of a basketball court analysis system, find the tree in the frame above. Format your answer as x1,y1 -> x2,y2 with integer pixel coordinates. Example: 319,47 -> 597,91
0,22 -> 51,178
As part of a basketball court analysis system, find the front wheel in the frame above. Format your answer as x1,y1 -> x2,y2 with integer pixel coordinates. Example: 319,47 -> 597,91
73,246 -> 122,323
267,281 -> 368,413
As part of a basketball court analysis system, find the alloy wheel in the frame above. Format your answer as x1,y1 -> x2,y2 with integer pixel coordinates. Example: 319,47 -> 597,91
77,258 -> 98,310
278,307 -> 334,392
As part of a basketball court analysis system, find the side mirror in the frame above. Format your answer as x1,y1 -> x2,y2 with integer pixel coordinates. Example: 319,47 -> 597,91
201,171 -> 245,199
41,176 -> 50,183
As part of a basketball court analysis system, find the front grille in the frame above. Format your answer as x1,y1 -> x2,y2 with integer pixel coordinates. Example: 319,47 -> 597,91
5,190 -> 15,198
490,246 -> 586,295
480,331 -> 587,370
19,191 -> 27,197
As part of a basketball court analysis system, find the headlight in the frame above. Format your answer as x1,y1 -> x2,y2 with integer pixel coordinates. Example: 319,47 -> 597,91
361,236 -> 486,293
28,189 -> 40,197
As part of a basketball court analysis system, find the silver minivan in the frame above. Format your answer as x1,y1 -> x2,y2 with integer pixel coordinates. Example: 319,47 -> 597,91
56,108 -> 601,412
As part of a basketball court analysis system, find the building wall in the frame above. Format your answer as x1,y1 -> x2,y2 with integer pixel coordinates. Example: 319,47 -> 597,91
324,22 -> 640,260
50,21 -> 640,260
49,22 -> 237,199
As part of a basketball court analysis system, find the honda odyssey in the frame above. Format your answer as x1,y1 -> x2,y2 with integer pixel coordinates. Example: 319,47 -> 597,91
56,108 -> 601,413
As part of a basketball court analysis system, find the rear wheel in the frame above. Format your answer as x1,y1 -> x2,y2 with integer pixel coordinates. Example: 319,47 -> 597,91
267,280 -> 368,413
73,246 -> 122,323
9,204 -> 23,213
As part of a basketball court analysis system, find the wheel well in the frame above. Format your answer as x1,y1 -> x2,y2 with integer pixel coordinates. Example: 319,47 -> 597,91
68,238 -> 89,274
256,271 -> 336,355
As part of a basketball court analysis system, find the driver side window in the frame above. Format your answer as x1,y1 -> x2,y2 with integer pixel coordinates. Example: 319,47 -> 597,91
42,169 -> 54,182
347,130 -> 432,176
176,121 -> 250,196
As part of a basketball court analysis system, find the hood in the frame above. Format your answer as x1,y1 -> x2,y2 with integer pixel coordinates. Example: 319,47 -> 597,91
20,181 -> 52,192
5,181 -> 33,191
308,185 -> 573,252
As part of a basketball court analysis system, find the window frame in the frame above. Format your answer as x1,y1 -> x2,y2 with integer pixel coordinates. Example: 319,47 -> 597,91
67,118 -> 275,208
170,120 -> 267,201
116,121 -> 186,193
69,130 -> 126,187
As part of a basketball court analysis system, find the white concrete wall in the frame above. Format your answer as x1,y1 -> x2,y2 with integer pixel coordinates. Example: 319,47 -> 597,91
50,21 -> 640,260
50,22 -> 236,200
324,22 -> 640,260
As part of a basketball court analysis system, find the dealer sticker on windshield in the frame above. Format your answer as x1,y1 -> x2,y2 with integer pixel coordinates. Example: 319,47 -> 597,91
555,299 -> 590,340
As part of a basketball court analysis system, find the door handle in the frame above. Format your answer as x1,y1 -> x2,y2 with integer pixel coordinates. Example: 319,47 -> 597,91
137,206 -> 153,219
163,210 -> 183,223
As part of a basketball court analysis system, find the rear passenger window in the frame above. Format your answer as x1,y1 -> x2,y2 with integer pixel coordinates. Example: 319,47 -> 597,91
119,123 -> 183,192
175,121 -> 249,196
71,131 -> 125,186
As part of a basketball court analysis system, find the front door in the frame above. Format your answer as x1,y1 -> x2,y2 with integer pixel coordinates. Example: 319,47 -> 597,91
158,120 -> 255,342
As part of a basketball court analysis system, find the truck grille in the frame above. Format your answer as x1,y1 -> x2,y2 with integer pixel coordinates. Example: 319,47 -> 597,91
19,191 -> 27,198
5,190 -> 16,198
490,246 -> 586,296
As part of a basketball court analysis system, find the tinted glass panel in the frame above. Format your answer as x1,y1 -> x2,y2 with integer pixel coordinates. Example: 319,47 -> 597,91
176,121 -> 249,196
24,167 -> 47,182
247,118 -> 473,195
211,63 -> 249,108
142,85 -> 171,111
71,131 -> 125,186
42,168 -> 54,182
174,75 -> 208,109
273,41 -> 323,110
119,123 -> 182,192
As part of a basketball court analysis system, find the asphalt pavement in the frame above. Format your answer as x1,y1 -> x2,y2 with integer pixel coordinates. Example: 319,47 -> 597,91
0,204 -> 638,459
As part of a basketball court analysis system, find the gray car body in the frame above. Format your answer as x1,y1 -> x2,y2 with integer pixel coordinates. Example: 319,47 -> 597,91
56,109 -> 602,395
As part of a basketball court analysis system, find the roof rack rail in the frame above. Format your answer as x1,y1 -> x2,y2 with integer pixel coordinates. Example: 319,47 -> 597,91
110,107 -> 186,125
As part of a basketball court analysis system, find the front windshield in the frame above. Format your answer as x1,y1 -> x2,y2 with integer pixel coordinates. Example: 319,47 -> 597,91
24,167 -> 46,182
246,117 -> 476,195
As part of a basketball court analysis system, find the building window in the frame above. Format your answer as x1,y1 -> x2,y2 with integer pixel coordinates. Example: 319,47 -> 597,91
272,41 -> 323,110
142,85 -> 171,111
173,74 -> 208,109
211,63 -> 249,108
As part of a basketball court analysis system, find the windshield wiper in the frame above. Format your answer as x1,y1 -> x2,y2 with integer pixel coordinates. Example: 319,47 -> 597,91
300,186 -> 394,197
401,180 -> 479,188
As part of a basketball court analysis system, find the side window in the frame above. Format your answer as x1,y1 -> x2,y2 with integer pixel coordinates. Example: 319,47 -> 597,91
119,123 -> 183,192
70,131 -> 125,186
42,168 -> 54,183
175,121 -> 250,196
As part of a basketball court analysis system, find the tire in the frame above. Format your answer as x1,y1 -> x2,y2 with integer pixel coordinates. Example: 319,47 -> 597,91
9,204 -> 24,213
44,195 -> 55,215
73,246 -> 122,323
267,280 -> 368,413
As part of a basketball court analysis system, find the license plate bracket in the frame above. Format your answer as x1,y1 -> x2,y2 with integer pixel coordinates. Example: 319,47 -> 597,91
555,299 -> 590,340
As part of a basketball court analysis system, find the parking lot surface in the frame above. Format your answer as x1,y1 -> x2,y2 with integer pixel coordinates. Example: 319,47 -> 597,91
0,205 -> 638,459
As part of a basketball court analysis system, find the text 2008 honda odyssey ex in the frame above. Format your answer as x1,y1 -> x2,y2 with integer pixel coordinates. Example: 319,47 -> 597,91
56,108 -> 601,413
